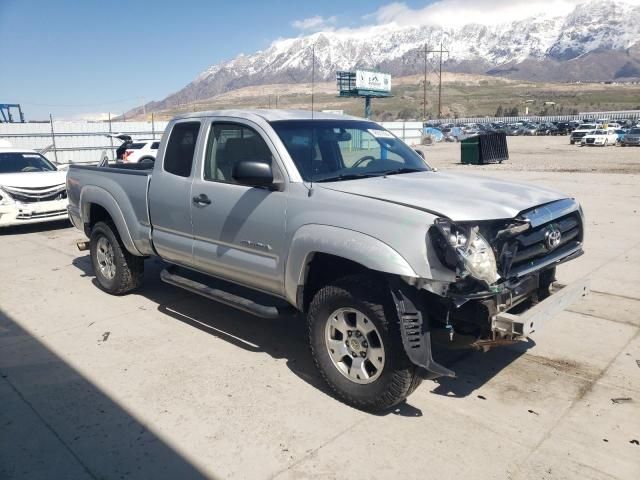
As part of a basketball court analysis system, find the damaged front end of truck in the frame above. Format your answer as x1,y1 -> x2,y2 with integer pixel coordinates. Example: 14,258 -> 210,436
393,198 -> 590,379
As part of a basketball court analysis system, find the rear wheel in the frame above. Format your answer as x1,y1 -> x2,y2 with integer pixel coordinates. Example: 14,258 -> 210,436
308,275 -> 422,412
90,221 -> 144,295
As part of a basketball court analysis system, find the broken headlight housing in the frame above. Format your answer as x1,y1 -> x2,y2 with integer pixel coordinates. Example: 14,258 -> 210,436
429,219 -> 499,286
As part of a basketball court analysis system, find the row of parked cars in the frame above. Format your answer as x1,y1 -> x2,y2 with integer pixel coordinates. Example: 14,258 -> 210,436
569,122 -> 640,147
429,118 -> 640,144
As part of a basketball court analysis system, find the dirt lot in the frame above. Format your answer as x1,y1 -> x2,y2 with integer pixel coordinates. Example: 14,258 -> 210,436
1,136 -> 639,479
423,135 -> 640,174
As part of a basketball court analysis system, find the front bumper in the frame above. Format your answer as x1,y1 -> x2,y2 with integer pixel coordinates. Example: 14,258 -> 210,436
0,199 -> 69,227
492,278 -> 590,338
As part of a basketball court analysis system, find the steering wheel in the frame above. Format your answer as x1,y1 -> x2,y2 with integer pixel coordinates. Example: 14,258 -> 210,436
352,155 -> 376,168
21,166 -> 40,172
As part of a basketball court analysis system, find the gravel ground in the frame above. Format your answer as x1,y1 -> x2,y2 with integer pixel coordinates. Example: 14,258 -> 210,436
420,135 -> 640,174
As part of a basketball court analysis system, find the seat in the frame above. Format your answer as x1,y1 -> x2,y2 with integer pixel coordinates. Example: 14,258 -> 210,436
217,137 -> 271,182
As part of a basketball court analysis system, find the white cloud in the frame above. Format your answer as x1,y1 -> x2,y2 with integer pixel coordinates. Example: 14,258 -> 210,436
292,15 -> 337,31
366,0 -> 639,27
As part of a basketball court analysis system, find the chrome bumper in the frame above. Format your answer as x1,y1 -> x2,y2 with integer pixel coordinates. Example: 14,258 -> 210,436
492,278 -> 590,338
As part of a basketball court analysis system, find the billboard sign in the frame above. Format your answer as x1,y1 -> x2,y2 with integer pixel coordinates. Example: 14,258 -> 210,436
355,70 -> 391,93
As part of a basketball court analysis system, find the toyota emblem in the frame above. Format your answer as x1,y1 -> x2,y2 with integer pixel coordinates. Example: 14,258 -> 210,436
544,226 -> 562,250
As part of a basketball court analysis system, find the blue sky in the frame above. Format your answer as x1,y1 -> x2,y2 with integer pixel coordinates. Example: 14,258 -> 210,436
0,0 -> 429,120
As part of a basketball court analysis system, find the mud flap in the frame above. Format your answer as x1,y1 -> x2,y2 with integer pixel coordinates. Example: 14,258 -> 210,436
390,282 -> 456,378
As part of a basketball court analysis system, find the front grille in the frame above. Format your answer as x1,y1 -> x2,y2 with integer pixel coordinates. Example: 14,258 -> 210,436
585,138 -> 595,144
572,132 -> 587,139
496,200 -> 583,279
3,184 -> 67,203
511,214 -> 581,267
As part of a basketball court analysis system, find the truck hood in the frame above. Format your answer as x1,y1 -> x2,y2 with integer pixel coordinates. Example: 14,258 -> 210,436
0,170 -> 66,189
320,171 -> 568,221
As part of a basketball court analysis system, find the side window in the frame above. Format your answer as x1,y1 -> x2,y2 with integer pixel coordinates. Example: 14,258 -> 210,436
151,142 -> 160,149
164,122 -> 200,177
204,123 -> 273,183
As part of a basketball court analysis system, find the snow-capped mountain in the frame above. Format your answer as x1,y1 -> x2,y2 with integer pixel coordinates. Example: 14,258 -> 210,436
146,0 -> 640,112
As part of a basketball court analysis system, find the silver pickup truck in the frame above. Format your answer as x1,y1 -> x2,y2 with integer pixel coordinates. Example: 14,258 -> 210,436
67,110 -> 588,411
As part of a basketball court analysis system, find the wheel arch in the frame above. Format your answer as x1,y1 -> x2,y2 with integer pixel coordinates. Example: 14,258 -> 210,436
81,186 -> 141,256
285,224 -> 418,311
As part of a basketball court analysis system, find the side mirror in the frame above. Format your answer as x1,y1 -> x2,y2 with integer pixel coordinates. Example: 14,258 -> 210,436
232,160 -> 274,188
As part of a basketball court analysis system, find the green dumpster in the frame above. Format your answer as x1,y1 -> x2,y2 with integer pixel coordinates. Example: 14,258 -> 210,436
460,132 -> 509,165
461,136 -> 481,164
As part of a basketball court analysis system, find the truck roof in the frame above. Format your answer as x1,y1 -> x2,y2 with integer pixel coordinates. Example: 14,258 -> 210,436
173,109 -> 363,123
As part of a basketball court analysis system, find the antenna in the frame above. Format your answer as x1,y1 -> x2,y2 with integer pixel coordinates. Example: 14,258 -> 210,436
311,42 -> 316,115
309,41 -> 316,196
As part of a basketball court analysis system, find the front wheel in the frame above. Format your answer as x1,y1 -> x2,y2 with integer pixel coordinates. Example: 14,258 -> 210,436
308,275 -> 422,412
90,221 -> 144,295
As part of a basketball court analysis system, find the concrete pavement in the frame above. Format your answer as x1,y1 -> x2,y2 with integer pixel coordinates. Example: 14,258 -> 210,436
1,140 -> 639,479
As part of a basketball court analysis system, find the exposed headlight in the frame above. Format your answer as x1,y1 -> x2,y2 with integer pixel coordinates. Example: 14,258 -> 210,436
429,219 -> 499,286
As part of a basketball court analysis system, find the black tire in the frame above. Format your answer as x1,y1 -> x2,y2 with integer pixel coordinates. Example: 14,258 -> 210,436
90,221 -> 144,295
308,274 -> 422,412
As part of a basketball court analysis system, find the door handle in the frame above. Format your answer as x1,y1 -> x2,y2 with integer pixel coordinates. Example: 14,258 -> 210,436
192,194 -> 211,206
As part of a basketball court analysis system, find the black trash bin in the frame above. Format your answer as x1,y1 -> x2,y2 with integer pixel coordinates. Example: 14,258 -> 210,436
461,132 -> 508,164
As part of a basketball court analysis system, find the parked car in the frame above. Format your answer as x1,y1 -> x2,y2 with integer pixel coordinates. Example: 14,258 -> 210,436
580,128 -> 618,147
620,127 -> 640,146
570,124 -> 598,144
67,109 -> 588,412
551,122 -> 572,135
614,129 -> 626,144
0,146 -> 68,227
119,139 -> 160,165
537,123 -> 559,136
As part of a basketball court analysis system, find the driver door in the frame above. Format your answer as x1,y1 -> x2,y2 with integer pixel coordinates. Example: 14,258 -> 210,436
190,120 -> 287,295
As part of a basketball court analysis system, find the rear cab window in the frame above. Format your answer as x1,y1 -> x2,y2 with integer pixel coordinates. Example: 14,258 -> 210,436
163,122 -> 201,177
128,143 -> 146,149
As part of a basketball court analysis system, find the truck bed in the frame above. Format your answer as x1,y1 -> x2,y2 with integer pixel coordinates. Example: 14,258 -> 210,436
67,164 -> 154,256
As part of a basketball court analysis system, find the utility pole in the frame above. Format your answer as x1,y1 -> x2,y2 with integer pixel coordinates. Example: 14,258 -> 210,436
423,44 -> 428,121
422,43 -> 450,119
311,42 -> 316,112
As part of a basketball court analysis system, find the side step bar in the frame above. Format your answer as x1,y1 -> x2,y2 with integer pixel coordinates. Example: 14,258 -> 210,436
160,266 -> 296,319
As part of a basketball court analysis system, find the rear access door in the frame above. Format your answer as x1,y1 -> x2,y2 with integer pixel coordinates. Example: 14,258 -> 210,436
148,120 -> 203,267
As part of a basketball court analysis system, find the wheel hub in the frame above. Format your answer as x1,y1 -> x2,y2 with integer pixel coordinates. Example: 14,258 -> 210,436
96,236 -> 116,280
325,308 -> 386,385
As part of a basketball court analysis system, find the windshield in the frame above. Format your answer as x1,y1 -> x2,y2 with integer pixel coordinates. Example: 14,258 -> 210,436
270,120 -> 430,182
0,152 -> 57,174
629,128 -> 640,134
579,124 -> 596,130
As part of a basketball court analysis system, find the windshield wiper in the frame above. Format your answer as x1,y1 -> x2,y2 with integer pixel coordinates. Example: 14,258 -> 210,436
375,167 -> 426,176
315,172 -> 385,182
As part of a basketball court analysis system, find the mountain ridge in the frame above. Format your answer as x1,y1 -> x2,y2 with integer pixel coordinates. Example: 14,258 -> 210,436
134,0 -> 640,115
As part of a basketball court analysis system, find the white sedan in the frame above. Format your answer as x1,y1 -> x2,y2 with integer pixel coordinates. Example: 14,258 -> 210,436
580,128 -> 618,147
121,139 -> 160,164
0,147 -> 68,227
